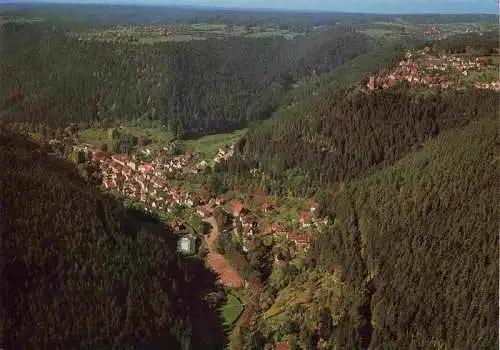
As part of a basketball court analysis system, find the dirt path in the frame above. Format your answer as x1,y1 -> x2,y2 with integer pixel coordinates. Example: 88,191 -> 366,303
203,216 -> 245,288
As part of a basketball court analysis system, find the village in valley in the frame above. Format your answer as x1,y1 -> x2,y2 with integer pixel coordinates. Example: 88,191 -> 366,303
64,136 -> 327,281
8,20 -> 497,347
38,39 -> 500,291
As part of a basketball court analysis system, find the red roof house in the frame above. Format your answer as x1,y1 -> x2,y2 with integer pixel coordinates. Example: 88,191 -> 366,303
287,233 -> 312,244
287,233 -> 312,249
367,76 -> 375,91
111,154 -> 129,167
152,177 -> 166,188
407,66 -> 419,77
233,202 -> 244,217
139,163 -> 154,174
300,211 -> 312,227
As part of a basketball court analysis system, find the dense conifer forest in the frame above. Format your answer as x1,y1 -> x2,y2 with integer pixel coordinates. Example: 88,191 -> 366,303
1,5 -> 499,350
249,113 -> 498,349
316,114 -> 498,349
0,127 -> 227,350
206,27 -> 499,348
0,21 -> 375,137
218,87 -> 498,198
3,4 -> 496,30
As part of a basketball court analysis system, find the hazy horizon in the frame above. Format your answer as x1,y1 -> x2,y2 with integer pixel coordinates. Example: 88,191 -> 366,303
2,0 -> 499,14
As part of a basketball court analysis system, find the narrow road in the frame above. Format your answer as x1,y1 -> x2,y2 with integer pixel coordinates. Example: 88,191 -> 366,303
203,216 -> 245,288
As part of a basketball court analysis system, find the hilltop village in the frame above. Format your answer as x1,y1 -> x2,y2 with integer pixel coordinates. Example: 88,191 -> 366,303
366,48 -> 500,91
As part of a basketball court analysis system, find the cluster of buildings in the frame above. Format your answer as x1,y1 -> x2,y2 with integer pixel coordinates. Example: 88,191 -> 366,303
112,24 -> 173,35
422,25 -> 484,40
366,49 -> 500,91
92,150 -> 198,212
68,137 -> 320,265
474,81 -> 500,90
230,200 -> 325,260
73,139 -> 239,220
152,151 -> 202,174
87,24 -> 172,36
214,145 -> 235,163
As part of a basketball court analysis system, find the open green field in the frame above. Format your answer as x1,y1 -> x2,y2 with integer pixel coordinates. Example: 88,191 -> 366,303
69,24 -> 301,43
222,289 -> 248,328
262,195 -> 310,227
182,129 -> 247,161
479,55 -> 500,65
77,126 -> 173,151
222,293 -> 244,327
467,66 -> 500,83
78,126 -> 246,161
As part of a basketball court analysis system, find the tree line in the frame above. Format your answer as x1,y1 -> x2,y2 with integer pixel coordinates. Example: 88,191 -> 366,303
249,113 -> 498,349
0,21 -> 375,138
306,114 -> 498,349
1,126 -> 228,349
217,86 -> 499,201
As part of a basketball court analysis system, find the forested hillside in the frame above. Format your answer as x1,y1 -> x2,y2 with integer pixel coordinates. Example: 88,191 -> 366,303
222,87 -> 499,198
1,7 -> 499,350
255,113 -> 498,349
0,21 -> 374,137
0,128 -> 226,349
432,30 -> 499,54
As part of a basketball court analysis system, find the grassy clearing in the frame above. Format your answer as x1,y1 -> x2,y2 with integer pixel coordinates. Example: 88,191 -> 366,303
264,195 -> 310,228
263,288 -> 311,320
222,289 -> 248,328
78,126 -> 245,160
77,129 -> 111,150
182,129 -> 247,161
222,294 -> 244,327
478,55 -> 500,65
70,24 -> 300,44
466,66 -> 500,83
77,126 -> 173,151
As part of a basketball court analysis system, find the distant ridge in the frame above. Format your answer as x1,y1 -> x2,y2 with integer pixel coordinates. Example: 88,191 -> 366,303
1,0 -> 498,15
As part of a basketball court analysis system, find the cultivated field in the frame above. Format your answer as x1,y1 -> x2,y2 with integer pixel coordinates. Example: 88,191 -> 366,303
77,126 -> 173,151
182,128 -> 247,161
68,23 -> 301,43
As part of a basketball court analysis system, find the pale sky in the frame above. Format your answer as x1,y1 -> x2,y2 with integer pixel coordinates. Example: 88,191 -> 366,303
9,0 -> 500,13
